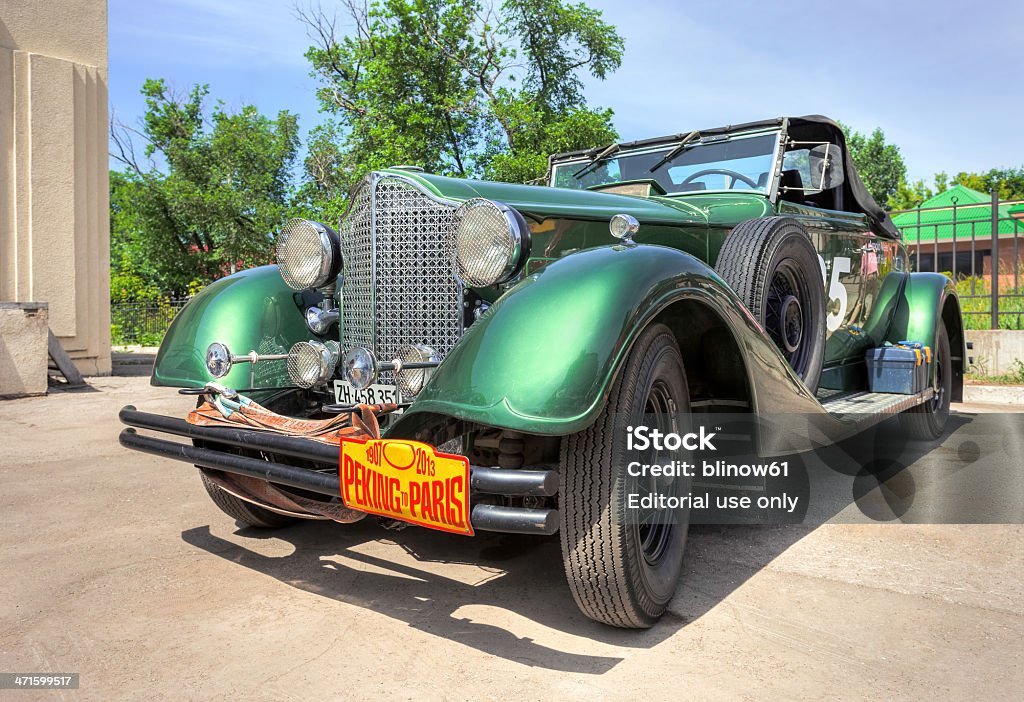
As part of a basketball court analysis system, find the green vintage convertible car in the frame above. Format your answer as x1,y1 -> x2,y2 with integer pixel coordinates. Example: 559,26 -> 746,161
120,115 -> 965,628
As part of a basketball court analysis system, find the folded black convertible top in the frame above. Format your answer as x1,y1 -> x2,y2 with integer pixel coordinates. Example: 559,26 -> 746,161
792,115 -> 899,239
550,115 -> 900,239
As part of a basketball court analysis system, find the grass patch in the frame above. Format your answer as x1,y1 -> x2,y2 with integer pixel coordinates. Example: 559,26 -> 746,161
947,264 -> 1024,330
966,359 -> 1024,385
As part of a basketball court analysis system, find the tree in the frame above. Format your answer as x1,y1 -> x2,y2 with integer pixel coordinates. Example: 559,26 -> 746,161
887,168 -> 1024,211
482,97 -> 616,183
839,122 -> 906,210
888,178 -> 934,211
296,0 -> 622,202
888,172 -> 955,211
948,167 -> 1024,201
110,79 -> 300,294
289,121 -> 350,224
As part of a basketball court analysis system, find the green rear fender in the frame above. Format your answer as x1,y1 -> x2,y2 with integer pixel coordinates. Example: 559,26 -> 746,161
885,272 -> 958,347
885,271 -> 965,400
394,244 -> 818,437
152,265 -> 314,390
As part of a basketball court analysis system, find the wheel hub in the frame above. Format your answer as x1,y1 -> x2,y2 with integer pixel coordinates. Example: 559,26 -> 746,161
779,294 -> 803,353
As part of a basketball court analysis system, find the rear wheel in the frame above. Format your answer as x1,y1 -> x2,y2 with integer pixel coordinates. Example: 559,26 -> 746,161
559,323 -> 691,628
899,324 -> 952,440
715,217 -> 826,392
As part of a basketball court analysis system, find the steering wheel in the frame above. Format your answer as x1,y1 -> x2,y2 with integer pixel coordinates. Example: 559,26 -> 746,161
680,168 -> 758,189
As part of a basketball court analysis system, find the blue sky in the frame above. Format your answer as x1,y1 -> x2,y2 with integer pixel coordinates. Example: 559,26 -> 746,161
110,0 -> 1024,182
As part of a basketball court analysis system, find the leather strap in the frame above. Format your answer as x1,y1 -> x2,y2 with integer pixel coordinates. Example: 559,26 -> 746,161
186,396 -> 398,444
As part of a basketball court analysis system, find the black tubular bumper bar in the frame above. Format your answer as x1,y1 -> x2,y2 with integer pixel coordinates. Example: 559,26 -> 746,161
118,406 -> 559,535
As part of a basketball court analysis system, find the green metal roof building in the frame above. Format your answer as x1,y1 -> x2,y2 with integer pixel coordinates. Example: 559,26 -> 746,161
891,185 -> 1023,278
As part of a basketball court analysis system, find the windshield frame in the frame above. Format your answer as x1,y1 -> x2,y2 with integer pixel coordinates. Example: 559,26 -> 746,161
548,126 -> 784,198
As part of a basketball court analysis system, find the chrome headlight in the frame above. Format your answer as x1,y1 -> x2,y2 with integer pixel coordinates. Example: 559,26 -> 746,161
205,342 -> 233,379
276,219 -> 341,291
451,199 -> 529,287
286,340 -> 339,389
395,344 -> 439,398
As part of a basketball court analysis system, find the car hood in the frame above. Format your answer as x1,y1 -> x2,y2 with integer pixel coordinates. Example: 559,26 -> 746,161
380,169 -> 770,228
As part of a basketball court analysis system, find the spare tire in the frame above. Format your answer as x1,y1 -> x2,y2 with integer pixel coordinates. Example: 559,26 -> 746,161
715,217 -> 826,392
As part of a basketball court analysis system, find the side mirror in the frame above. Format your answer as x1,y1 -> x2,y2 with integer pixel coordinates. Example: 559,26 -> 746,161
808,143 -> 844,191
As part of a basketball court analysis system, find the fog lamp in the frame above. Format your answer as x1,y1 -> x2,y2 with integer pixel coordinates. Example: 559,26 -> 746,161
305,305 -> 340,335
342,346 -> 378,391
286,340 -> 339,389
206,342 -> 233,379
395,344 -> 439,398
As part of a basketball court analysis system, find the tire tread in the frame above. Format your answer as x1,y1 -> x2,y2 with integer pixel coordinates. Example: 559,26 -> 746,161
199,469 -> 299,529
560,324 -> 686,628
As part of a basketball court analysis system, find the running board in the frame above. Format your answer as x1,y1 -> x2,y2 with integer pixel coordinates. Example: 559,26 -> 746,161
818,388 -> 934,420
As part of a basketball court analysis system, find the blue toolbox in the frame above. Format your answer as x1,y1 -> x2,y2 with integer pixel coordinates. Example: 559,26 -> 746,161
865,341 -> 932,395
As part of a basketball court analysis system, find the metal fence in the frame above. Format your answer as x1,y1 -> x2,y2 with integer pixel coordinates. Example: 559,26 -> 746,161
110,299 -> 190,346
892,192 -> 1024,330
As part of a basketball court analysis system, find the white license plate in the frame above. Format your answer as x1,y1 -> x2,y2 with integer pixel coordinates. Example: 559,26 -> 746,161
333,380 -> 400,407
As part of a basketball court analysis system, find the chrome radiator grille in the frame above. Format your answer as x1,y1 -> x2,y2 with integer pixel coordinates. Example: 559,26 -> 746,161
339,175 -> 460,385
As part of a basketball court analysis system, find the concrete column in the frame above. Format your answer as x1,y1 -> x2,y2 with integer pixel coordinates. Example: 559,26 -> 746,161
0,1 -> 110,385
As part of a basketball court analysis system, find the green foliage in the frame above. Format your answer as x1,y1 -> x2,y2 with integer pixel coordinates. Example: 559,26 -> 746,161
110,79 -> 300,295
109,270 -> 161,304
111,324 -> 167,348
483,100 -> 617,183
289,121 -> 350,225
888,178 -> 934,211
889,168 -> 1024,212
949,267 -> 1024,331
948,168 -> 1024,201
839,122 -> 906,210
967,358 -> 1024,385
298,0 -> 623,203
503,0 -> 624,110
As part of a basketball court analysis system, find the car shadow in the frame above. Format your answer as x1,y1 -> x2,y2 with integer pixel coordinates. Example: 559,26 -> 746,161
181,410 -> 1004,674
182,522 -> 642,672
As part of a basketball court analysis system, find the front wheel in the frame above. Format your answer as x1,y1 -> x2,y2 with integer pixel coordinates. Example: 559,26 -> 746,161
199,469 -> 299,529
193,394 -> 301,529
559,323 -> 691,628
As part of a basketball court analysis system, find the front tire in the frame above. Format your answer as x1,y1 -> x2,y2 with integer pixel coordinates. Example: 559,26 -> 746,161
193,394 -> 301,529
199,470 -> 299,529
559,323 -> 691,628
899,324 -> 952,440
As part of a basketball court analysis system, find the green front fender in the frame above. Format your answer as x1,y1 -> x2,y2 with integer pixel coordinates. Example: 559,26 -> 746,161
152,265 -> 314,390
395,244 -> 812,436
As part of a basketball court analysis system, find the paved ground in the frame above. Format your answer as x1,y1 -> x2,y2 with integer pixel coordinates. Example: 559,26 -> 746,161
1,375 -> 1022,701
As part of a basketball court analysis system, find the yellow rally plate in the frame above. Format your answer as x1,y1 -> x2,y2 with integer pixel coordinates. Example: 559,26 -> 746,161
339,438 -> 473,536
